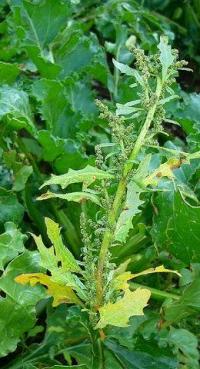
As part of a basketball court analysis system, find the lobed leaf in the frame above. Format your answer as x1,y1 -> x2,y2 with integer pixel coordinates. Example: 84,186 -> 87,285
37,191 -> 101,206
158,36 -> 175,81
15,273 -> 82,307
114,183 -> 144,243
40,165 -> 113,190
112,265 -> 180,291
0,222 -> 26,270
45,217 -> 81,273
96,288 -> 151,329
32,218 -> 80,274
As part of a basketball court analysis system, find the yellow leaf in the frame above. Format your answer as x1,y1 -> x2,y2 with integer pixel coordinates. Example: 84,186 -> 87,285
143,158 -> 182,187
15,273 -> 82,307
112,271 -> 132,291
96,288 -> 151,329
112,265 -> 180,292
131,265 -> 181,279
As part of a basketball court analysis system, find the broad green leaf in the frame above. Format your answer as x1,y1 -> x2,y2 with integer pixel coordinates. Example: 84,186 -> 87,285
104,349 -> 124,369
0,222 -> 26,270
158,36 -> 175,81
53,30 -> 105,79
96,288 -> 151,329
114,183 -> 144,243
163,277 -> 200,322
37,130 -> 66,161
32,79 -> 73,136
166,328 -> 199,369
43,365 -> 88,369
152,192 -> 200,263
64,78 -> 97,117
38,191 -> 101,206
0,86 -> 36,135
0,188 -> 24,226
0,61 -> 19,84
9,0 -> 69,77
105,340 -> 178,369
26,44 -> 61,78
10,0 -> 70,48
37,130 -> 86,171
40,165 -> 113,190
15,273 -> 82,307
0,251 -> 45,357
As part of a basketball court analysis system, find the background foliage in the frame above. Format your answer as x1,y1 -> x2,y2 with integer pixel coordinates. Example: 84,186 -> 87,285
0,0 -> 200,368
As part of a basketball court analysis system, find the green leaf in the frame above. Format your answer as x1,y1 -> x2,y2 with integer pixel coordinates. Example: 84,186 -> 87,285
9,0 -> 70,77
38,191 -> 101,206
25,45 -> 61,78
32,219 -> 80,275
96,288 -> 151,329
40,165 -> 113,190
0,61 -> 20,84
163,277 -> 200,322
37,130 -> 66,161
113,58 -> 136,76
45,217 -> 81,273
152,192 -> 200,263
105,340 -> 178,369
0,86 -> 36,135
32,79 -> 73,136
12,165 -> 33,191
11,0 -> 70,48
166,328 -> 199,369
114,183 -> 144,243
0,222 -> 26,270
37,131 -> 86,171
158,36 -> 175,81
46,365 -> 87,369
113,58 -> 144,86
53,30 -> 104,79
0,251 -> 45,357
0,188 -> 24,226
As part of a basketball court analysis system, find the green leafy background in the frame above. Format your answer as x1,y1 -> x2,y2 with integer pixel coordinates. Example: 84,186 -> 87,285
0,0 -> 200,368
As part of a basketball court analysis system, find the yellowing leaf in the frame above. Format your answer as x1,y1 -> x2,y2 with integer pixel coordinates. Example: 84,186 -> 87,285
112,271 -> 132,291
15,273 -> 82,307
112,265 -> 180,292
96,288 -> 151,329
130,265 -> 181,279
143,158 -> 182,187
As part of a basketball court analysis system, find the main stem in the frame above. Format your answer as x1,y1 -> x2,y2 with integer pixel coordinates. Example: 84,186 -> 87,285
96,78 -> 163,306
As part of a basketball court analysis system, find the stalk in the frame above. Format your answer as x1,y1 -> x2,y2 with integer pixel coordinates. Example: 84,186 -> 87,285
130,282 -> 180,301
96,77 -> 163,306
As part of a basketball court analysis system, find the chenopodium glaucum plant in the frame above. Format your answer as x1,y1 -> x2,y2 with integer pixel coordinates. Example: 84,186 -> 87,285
16,37 -> 186,331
